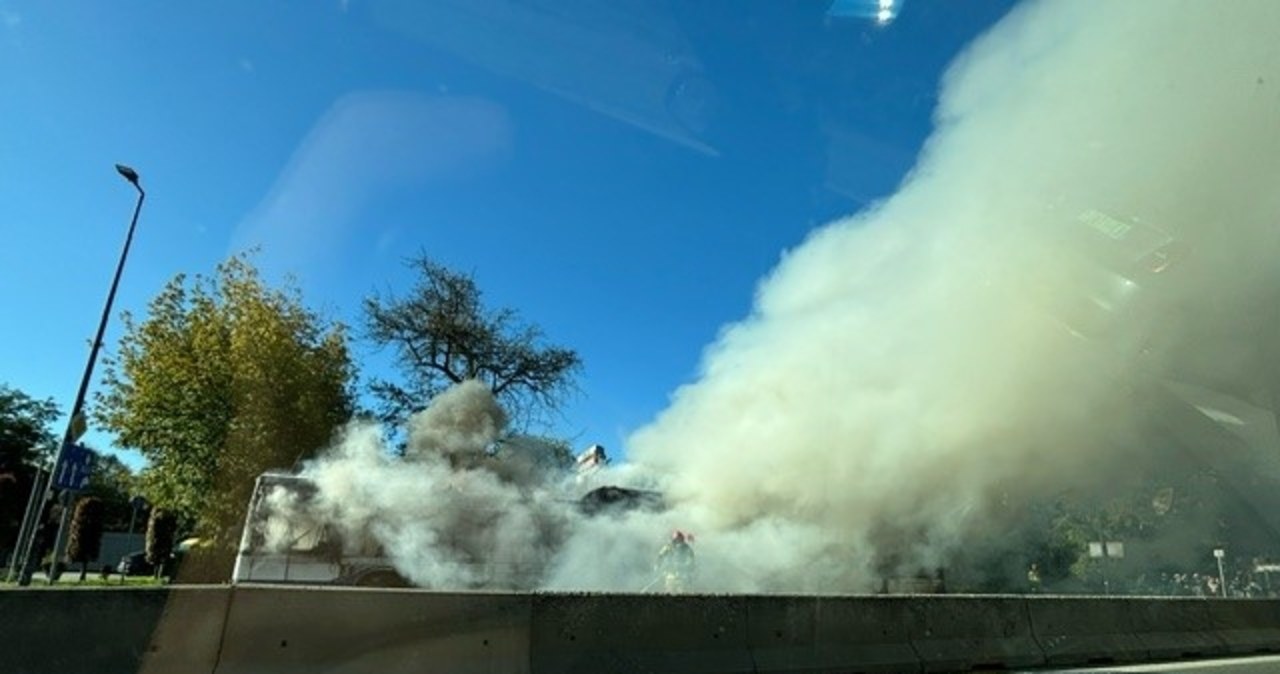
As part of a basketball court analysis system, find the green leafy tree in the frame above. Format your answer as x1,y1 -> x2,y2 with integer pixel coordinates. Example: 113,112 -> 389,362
365,254 -> 581,430
0,384 -> 59,470
1031,475 -> 1220,594
96,254 -> 355,571
0,385 -> 58,562
83,451 -> 136,532
66,497 -> 105,581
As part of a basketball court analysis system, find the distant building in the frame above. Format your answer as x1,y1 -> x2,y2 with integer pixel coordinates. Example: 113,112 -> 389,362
91,532 -> 145,571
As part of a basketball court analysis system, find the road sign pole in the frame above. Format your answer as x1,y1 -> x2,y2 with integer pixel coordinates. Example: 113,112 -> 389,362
41,444 -> 95,584
45,493 -> 75,584
1215,548 -> 1229,598
6,467 -> 45,582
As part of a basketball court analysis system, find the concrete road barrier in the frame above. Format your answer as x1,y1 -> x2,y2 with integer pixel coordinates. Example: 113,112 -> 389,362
214,586 -> 532,674
7,586 -> 1280,672
908,596 -> 1043,672
137,586 -> 233,674
1207,599 -> 1280,656
746,595 -> 920,673
1028,596 -> 1148,666
0,587 -> 177,674
1127,597 -> 1225,661
530,593 -> 753,674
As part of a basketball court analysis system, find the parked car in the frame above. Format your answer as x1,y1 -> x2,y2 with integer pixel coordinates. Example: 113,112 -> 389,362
116,551 -> 154,577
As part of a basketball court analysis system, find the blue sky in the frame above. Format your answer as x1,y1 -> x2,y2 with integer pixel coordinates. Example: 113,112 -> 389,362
0,0 -> 1015,469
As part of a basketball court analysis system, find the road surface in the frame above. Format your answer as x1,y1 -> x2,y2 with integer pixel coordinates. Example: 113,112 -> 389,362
1038,654 -> 1280,673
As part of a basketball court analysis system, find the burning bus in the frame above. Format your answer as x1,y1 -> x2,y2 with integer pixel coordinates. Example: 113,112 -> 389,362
231,471 -> 664,589
231,473 -> 409,587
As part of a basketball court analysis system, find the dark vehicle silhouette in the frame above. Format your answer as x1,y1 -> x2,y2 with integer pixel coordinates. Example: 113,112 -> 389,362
578,485 -> 666,516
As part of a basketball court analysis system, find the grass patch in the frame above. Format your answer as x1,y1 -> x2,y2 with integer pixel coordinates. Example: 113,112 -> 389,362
0,574 -> 167,589
65,576 -> 167,587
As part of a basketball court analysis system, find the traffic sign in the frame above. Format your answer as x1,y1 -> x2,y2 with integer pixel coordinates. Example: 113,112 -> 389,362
69,411 -> 88,442
53,443 -> 95,491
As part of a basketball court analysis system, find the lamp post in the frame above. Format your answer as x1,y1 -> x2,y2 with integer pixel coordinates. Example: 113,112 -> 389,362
15,165 -> 145,585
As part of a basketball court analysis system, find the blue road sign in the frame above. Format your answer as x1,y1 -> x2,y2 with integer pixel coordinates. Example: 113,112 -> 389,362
53,443 -> 94,491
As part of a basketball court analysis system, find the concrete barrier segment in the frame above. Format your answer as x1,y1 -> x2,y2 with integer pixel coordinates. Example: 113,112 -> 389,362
530,592 -> 753,674
214,585 -> 532,674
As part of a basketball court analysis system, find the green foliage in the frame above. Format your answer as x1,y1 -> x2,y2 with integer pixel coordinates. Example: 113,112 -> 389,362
0,384 -> 59,471
940,463 -> 1233,595
0,384 -> 59,553
83,451 -> 137,532
96,254 -> 355,549
145,509 -> 176,569
0,575 -> 163,588
67,497 -> 105,564
1014,473 -> 1224,593
365,253 -> 581,430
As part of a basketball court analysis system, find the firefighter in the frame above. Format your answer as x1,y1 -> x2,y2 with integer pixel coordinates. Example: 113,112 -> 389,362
1027,563 -> 1042,593
655,530 -> 696,591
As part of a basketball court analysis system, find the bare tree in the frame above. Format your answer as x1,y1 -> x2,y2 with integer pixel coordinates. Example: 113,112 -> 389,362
365,254 -> 582,429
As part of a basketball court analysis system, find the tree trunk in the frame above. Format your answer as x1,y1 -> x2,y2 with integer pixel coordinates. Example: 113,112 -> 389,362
79,560 -> 88,582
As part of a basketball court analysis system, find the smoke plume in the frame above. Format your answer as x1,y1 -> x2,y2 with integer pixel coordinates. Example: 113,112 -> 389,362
265,381 -> 572,589
622,0 -> 1280,591
265,0 -> 1280,593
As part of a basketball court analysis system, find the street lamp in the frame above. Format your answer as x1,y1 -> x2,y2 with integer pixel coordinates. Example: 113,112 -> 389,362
15,165 -> 146,585
115,164 -> 140,186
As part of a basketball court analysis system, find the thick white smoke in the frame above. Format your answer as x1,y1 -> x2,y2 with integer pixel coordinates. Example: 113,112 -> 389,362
264,0 -> 1280,593
265,381 -> 574,589
622,0 -> 1280,591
